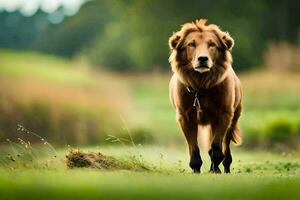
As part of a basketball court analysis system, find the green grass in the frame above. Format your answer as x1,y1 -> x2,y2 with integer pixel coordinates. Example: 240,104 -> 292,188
0,145 -> 300,200
0,49 -> 92,86
1,170 -> 300,200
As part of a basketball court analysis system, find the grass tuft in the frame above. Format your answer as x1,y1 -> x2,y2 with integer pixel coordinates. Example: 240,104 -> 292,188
65,149 -> 159,172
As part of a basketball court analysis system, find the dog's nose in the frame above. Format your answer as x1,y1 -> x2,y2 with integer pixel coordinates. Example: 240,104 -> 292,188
198,56 -> 208,62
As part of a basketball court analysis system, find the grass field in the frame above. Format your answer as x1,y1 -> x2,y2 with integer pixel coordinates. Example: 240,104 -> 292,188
1,145 -> 300,200
0,49 -> 300,199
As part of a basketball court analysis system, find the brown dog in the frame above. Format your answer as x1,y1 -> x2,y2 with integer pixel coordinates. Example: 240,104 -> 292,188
168,19 -> 242,173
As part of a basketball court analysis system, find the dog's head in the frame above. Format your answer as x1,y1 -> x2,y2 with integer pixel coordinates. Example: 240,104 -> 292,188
169,19 -> 234,73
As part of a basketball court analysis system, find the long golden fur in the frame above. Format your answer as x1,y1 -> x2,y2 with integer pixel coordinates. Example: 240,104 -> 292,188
168,19 -> 242,173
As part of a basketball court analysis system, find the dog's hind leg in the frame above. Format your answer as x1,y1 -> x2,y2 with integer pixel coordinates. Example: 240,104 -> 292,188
222,132 -> 232,173
177,109 -> 202,173
223,104 -> 242,173
209,112 -> 233,173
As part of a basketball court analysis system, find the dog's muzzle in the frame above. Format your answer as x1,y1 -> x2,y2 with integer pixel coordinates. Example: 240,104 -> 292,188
194,65 -> 210,73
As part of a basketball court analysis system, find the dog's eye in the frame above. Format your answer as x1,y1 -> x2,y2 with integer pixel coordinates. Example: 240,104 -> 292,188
187,42 -> 196,48
208,42 -> 216,48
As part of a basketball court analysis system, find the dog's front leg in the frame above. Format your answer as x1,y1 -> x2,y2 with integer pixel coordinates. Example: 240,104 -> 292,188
177,109 -> 202,173
209,112 -> 233,173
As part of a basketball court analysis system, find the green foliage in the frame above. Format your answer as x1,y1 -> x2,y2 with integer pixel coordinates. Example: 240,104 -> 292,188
0,10 -> 50,49
88,21 -> 135,70
53,0 -> 300,70
242,117 -> 300,149
82,0 -> 266,70
264,119 -> 297,143
129,128 -> 155,144
1,0 -> 300,71
34,1 -> 112,57
242,127 -> 262,148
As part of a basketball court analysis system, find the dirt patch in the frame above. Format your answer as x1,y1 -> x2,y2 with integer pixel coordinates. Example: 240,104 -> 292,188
65,149 -> 126,170
65,149 -> 156,172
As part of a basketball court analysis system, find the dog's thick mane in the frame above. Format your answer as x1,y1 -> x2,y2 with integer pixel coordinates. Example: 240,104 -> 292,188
169,19 -> 233,90
170,51 -> 232,90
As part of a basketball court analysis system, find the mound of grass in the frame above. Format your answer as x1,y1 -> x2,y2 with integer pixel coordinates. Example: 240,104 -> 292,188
66,149 -> 124,170
65,149 -> 155,172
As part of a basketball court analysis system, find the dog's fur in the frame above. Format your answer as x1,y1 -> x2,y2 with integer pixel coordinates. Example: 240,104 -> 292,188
168,19 -> 242,173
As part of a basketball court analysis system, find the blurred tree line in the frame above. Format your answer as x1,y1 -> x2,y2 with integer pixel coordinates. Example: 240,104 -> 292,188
0,0 -> 299,71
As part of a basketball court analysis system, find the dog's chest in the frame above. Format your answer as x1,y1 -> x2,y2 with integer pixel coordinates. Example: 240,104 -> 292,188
197,94 -> 213,113
191,92 -> 220,124
188,90 -> 216,110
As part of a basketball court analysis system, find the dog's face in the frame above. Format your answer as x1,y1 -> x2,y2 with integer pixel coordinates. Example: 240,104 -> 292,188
184,31 -> 220,73
169,19 -> 234,74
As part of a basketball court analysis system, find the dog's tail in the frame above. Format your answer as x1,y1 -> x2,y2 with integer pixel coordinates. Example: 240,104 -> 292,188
228,103 -> 242,145
230,124 -> 242,145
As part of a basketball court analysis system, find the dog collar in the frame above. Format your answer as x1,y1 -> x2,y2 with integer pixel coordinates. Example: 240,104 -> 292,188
186,86 -> 203,113
186,86 -> 195,93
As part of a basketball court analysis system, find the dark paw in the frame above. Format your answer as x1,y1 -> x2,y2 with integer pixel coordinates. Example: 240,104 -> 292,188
209,164 -> 221,174
193,167 -> 201,173
223,156 -> 232,174
209,168 -> 221,174
190,156 -> 202,174
224,168 -> 230,174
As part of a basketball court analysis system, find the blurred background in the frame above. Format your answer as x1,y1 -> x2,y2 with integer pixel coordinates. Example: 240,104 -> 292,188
0,0 -> 299,150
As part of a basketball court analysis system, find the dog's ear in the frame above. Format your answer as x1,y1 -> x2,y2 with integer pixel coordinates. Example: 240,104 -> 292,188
168,32 -> 182,50
210,25 -> 234,51
221,32 -> 234,51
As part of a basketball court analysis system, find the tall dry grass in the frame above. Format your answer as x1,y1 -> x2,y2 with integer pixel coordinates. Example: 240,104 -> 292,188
264,34 -> 300,71
0,50 -> 133,145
